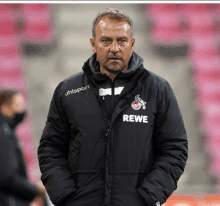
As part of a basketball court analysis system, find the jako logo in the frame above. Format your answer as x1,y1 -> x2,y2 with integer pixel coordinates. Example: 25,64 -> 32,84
65,85 -> 90,96
123,115 -> 148,123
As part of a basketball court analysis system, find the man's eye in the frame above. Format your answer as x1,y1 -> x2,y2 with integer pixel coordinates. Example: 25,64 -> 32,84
102,40 -> 109,44
119,40 -> 126,43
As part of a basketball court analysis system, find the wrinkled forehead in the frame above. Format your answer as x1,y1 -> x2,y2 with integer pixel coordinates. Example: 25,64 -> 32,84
99,19 -> 130,30
96,17 -> 131,36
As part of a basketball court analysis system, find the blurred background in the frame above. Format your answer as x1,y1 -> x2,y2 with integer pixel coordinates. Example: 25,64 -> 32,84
0,3 -> 220,206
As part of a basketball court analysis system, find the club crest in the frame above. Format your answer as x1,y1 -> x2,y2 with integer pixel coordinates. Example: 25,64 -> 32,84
131,94 -> 146,110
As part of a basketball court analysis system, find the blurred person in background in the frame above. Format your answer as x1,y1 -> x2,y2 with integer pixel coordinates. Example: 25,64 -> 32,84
38,8 -> 188,206
0,89 -> 46,206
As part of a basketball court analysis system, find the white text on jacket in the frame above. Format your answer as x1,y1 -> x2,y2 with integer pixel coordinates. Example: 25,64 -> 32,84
65,85 -> 90,96
123,115 -> 148,123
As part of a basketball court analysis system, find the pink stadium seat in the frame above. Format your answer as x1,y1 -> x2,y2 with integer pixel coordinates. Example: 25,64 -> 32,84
193,80 -> 219,99
148,4 -> 183,44
206,4 -> 219,12
0,55 -> 23,70
202,111 -> 220,129
0,45 -> 20,57
0,68 -> 22,79
195,96 -> 220,114
22,4 -> 54,43
185,4 -> 212,22
197,93 -> 220,105
0,5 -> 16,35
193,72 -> 220,86
190,57 -> 220,72
0,77 -> 25,89
188,36 -> 218,60
206,137 -> 220,155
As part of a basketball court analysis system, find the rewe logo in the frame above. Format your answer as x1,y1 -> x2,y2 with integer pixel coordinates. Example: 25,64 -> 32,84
123,114 -> 148,123
65,85 -> 90,96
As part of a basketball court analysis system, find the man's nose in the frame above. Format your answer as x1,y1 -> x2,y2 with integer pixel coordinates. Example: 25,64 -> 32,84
110,41 -> 119,53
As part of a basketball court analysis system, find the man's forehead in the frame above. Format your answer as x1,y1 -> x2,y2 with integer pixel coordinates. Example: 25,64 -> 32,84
97,17 -> 130,32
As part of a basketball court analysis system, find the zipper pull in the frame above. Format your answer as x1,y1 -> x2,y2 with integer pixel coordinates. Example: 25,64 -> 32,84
106,120 -> 111,137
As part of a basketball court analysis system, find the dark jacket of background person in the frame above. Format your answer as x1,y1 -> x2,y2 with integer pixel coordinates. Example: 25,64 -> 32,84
38,52 -> 188,206
0,111 -> 40,206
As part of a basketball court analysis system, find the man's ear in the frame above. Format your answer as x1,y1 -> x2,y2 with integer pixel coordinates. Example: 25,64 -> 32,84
131,38 -> 135,51
90,38 -> 97,53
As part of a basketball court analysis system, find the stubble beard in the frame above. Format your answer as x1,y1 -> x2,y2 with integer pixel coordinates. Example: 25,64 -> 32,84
103,60 -> 126,75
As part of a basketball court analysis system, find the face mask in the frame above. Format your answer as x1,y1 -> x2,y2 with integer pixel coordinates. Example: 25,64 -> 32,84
13,111 -> 27,127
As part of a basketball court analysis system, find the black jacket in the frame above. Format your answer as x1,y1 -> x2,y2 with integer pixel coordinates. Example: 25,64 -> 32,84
38,52 -> 188,206
0,112 -> 39,206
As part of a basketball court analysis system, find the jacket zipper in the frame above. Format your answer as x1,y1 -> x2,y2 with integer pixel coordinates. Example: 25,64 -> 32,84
105,79 -> 114,139
106,120 -> 111,138
111,80 -> 114,118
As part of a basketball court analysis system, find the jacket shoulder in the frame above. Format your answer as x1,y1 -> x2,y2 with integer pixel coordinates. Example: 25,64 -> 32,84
54,72 -> 85,97
141,69 -> 173,102
147,70 -> 169,87
64,71 -> 84,83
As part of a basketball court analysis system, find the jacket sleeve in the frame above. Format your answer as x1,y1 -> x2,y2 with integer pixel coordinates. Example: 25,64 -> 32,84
0,125 -> 40,202
136,80 -> 188,206
38,81 -> 77,206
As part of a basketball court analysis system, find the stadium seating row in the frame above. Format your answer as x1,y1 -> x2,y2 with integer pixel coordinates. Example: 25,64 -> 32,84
147,3 -> 220,192
0,5 -> 54,206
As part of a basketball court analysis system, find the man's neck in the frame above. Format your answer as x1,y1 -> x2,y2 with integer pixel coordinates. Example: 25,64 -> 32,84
102,71 -> 116,81
100,66 -> 128,81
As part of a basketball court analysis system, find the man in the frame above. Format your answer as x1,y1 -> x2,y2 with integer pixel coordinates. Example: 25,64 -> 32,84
0,90 -> 45,206
38,8 -> 188,206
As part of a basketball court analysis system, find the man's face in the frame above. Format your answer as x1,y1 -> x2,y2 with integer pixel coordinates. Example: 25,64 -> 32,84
90,17 -> 135,75
11,94 -> 25,114
1,93 -> 25,119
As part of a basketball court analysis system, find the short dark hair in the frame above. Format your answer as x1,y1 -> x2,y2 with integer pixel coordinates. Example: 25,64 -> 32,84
0,89 -> 18,111
92,8 -> 134,38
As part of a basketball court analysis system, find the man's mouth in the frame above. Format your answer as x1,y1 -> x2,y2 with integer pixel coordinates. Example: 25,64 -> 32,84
109,58 -> 121,60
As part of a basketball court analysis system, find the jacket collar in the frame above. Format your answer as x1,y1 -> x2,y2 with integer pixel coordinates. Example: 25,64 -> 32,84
82,52 -> 149,123
83,51 -> 144,83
